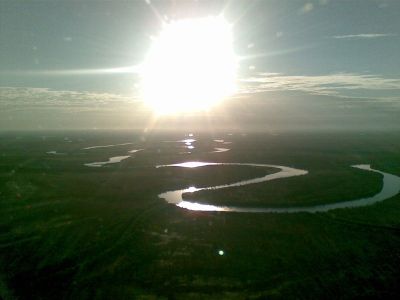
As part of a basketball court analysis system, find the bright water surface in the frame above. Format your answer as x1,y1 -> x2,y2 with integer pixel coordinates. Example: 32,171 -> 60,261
84,156 -> 131,167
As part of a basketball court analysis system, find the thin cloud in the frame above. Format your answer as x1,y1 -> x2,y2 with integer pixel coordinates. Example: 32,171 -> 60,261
0,87 -> 150,130
0,87 -> 137,111
332,33 -> 397,39
240,73 -> 400,100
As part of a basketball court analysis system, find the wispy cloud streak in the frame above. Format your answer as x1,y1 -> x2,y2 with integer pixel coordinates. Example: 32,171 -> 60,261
0,66 -> 141,77
332,33 -> 397,39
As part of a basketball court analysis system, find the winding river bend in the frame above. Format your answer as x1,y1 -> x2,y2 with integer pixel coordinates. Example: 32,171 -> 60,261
157,162 -> 400,213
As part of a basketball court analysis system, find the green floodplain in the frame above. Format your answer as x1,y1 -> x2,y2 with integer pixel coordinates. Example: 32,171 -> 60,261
1,130 -> 400,299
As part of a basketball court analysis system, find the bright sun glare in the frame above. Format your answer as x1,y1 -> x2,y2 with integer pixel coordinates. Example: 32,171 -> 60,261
140,16 -> 237,115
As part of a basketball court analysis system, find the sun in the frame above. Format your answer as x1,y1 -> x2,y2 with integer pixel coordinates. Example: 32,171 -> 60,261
140,16 -> 237,115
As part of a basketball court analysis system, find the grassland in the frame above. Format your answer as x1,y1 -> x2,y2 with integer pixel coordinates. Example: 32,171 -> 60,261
0,130 -> 400,299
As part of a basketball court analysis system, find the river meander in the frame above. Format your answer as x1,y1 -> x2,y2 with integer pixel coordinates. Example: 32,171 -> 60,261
157,162 -> 400,213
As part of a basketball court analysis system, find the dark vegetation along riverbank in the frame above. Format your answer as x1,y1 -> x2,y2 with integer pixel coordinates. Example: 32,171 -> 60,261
0,131 -> 400,299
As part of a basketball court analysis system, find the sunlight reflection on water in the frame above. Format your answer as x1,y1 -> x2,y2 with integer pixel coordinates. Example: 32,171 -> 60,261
84,156 -> 130,167
157,161 -> 218,168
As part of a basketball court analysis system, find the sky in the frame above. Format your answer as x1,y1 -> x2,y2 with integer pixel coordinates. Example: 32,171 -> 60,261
0,0 -> 399,131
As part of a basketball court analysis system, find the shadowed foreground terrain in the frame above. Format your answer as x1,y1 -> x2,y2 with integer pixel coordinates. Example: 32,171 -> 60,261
1,130 -> 400,299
